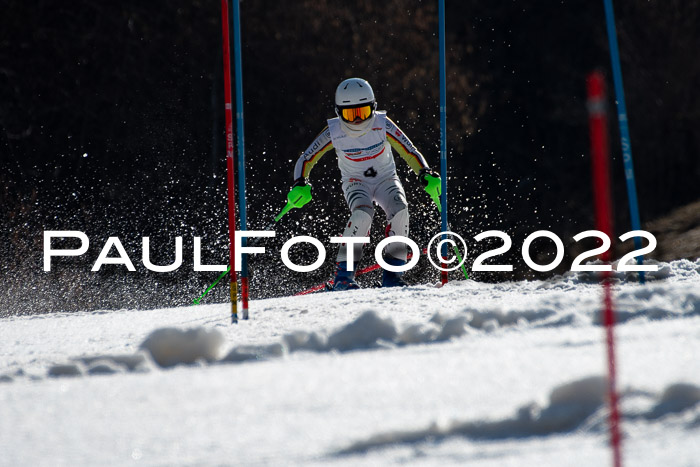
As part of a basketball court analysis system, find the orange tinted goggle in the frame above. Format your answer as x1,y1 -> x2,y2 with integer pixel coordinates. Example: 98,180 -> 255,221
339,105 -> 373,122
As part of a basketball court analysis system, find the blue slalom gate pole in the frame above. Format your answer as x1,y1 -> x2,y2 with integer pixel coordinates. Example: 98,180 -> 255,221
603,0 -> 645,283
231,0 -> 251,315
438,0 -> 449,284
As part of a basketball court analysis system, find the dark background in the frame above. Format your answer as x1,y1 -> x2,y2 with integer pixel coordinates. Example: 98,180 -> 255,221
1,0 -> 699,315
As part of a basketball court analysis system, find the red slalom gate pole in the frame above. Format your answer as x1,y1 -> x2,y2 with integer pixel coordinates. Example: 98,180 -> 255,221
221,0 -> 239,324
440,265 -> 448,285
587,70 -> 622,467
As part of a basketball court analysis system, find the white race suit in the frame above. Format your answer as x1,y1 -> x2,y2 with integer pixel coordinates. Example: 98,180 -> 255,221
293,111 -> 430,264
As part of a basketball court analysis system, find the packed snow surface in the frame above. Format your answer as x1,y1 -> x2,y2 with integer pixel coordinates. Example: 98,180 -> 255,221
1,260 -> 699,466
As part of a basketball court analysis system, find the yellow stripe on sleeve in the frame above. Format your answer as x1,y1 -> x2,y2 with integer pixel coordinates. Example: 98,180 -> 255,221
387,133 -> 425,174
301,140 -> 333,178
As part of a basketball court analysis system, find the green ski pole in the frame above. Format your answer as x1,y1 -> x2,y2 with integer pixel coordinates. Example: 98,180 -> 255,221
451,243 -> 469,280
192,197 -> 302,306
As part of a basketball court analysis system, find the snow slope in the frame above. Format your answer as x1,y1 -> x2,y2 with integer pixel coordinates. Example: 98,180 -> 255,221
1,260 -> 699,466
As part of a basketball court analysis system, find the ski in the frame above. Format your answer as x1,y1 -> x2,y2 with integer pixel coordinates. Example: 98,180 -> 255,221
295,248 -> 426,295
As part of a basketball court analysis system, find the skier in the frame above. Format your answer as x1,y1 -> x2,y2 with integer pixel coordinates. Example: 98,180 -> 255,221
284,77 -> 441,290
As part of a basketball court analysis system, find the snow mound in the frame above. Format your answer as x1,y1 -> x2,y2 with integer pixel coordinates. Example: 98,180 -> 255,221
280,311 -> 397,352
282,330 -> 328,352
47,353 -> 154,378
428,313 -> 472,340
48,363 -> 84,378
327,311 -> 398,351
15,278 -> 700,380
600,285 -> 700,325
78,353 -> 154,374
647,383 -> 700,419
396,321 -> 441,344
337,377 -> 700,456
222,343 -> 286,363
21,311 -> 471,380
565,259 -> 674,283
463,307 -> 557,330
140,327 -> 225,368
281,311 -> 473,353
85,359 -> 124,375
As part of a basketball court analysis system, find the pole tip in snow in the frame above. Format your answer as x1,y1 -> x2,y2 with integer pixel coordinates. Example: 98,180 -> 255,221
230,282 -> 238,324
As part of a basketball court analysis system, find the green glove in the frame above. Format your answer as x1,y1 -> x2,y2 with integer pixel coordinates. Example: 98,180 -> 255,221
419,168 -> 442,212
287,179 -> 312,208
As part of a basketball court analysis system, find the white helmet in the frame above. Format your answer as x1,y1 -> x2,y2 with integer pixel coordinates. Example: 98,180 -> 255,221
335,78 -> 377,136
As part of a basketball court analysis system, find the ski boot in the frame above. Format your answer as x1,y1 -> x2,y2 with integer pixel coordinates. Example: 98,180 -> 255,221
333,261 -> 360,291
382,256 -> 408,288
